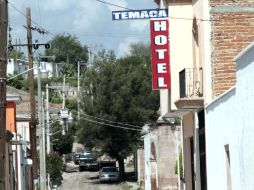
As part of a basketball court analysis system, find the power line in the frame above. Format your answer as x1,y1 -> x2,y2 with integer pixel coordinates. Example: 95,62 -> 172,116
94,0 -> 208,21
78,32 -> 149,37
72,110 -> 143,129
79,111 -> 143,129
95,0 -> 131,10
8,0 -> 54,35
82,117 -> 142,131
95,0 -> 254,22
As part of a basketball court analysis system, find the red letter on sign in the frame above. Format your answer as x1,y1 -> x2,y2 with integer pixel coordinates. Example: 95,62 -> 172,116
150,19 -> 170,90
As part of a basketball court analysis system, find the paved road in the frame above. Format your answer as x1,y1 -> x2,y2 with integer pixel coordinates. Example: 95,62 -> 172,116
58,162 -> 123,190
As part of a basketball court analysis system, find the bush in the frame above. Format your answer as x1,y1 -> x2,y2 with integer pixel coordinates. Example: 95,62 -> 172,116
46,152 -> 65,182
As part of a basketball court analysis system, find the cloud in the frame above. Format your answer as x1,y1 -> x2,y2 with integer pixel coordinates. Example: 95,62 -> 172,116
9,0 -> 154,57
129,20 -> 149,32
42,0 -> 72,11
72,1 -> 103,32
105,0 -> 128,12
117,37 -> 139,57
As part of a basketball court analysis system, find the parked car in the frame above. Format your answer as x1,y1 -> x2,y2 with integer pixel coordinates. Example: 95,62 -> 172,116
99,166 -> 119,183
79,154 -> 99,171
63,153 -> 73,162
73,152 -> 82,165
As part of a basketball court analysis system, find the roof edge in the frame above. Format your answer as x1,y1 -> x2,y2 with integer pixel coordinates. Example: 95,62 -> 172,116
234,41 -> 254,62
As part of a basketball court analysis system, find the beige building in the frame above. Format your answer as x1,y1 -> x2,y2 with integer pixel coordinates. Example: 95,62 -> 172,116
139,0 -> 254,190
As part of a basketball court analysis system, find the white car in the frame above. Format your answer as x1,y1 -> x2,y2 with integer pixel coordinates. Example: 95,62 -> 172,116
99,167 -> 119,183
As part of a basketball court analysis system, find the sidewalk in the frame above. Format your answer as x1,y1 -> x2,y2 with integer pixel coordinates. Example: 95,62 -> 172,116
125,181 -> 140,190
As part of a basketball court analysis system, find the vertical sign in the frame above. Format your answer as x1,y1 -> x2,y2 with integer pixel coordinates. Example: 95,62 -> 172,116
150,19 -> 170,90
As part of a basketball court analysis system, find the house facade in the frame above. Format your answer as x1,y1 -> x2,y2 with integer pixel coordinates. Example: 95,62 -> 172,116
206,42 -> 254,190
7,58 -> 62,79
139,0 -> 254,189
164,0 -> 254,190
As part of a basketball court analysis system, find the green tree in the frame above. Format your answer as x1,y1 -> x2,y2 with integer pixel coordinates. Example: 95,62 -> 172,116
77,44 -> 159,179
8,49 -> 25,59
45,33 -> 88,64
45,33 -> 88,87
7,71 -> 24,89
52,123 -> 74,155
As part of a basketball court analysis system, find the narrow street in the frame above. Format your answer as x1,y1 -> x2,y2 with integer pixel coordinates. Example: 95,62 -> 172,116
59,162 -> 125,190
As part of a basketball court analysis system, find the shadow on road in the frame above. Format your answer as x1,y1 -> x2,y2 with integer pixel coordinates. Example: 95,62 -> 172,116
125,171 -> 137,182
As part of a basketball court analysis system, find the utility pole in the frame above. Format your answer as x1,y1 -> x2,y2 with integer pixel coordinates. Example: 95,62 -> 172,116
46,84 -> 50,154
62,75 -> 66,109
46,84 -> 51,190
26,7 -> 38,187
0,0 -> 8,189
77,61 -> 80,120
39,88 -> 46,190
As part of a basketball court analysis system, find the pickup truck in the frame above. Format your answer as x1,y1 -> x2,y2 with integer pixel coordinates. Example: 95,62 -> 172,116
79,154 -> 99,171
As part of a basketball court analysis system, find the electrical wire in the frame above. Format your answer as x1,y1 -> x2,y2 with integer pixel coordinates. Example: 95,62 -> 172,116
7,0 -> 54,35
73,110 -> 143,129
95,0 -> 131,10
81,117 -> 142,131
94,0 -> 254,22
43,109 -> 143,131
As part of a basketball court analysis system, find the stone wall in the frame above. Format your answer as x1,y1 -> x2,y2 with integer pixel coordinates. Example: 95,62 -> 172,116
137,147 -> 145,188
151,125 -> 179,190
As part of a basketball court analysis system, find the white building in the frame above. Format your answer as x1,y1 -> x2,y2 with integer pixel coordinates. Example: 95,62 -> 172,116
7,58 -> 62,79
205,42 -> 254,189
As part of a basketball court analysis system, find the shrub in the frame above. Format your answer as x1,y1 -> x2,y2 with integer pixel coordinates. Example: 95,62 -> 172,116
46,152 -> 65,181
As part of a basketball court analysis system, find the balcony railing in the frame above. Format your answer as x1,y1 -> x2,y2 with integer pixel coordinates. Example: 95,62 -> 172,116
179,68 -> 203,98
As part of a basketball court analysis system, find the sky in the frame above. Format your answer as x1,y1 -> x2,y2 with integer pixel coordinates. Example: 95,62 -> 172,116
9,0 -> 157,58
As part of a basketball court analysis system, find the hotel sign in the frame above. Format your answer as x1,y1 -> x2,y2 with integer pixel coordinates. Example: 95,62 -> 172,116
150,19 -> 170,90
112,9 -> 168,20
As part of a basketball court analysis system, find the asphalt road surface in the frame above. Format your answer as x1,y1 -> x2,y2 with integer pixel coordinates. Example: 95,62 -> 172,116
58,162 -> 123,190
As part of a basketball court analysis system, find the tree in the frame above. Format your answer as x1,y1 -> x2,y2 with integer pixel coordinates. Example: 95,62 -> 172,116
45,33 -> 88,89
7,71 -> 24,89
45,33 -> 88,64
8,49 -> 25,60
77,44 -> 159,179
50,120 -> 75,155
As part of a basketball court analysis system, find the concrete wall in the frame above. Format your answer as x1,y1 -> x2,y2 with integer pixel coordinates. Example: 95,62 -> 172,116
144,134 -> 151,190
206,42 -> 254,190
148,125 -> 178,190
192,0 -> 213,103
168,3 -> 194,110
143,125 -> 179,190
137,147 -> 145,188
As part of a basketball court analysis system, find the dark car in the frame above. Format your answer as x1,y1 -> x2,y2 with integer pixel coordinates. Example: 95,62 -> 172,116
99,166 -> 119,183
73,152 -> 82,165
64,153 -> 73,162
79,155 -> 99,171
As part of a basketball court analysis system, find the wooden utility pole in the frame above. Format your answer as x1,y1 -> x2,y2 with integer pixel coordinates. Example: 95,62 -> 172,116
26,7 -> 38,187
0,0 -> 8,189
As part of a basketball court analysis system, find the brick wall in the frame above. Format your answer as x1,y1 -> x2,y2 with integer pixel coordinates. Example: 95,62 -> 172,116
210,2 -> 254,96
